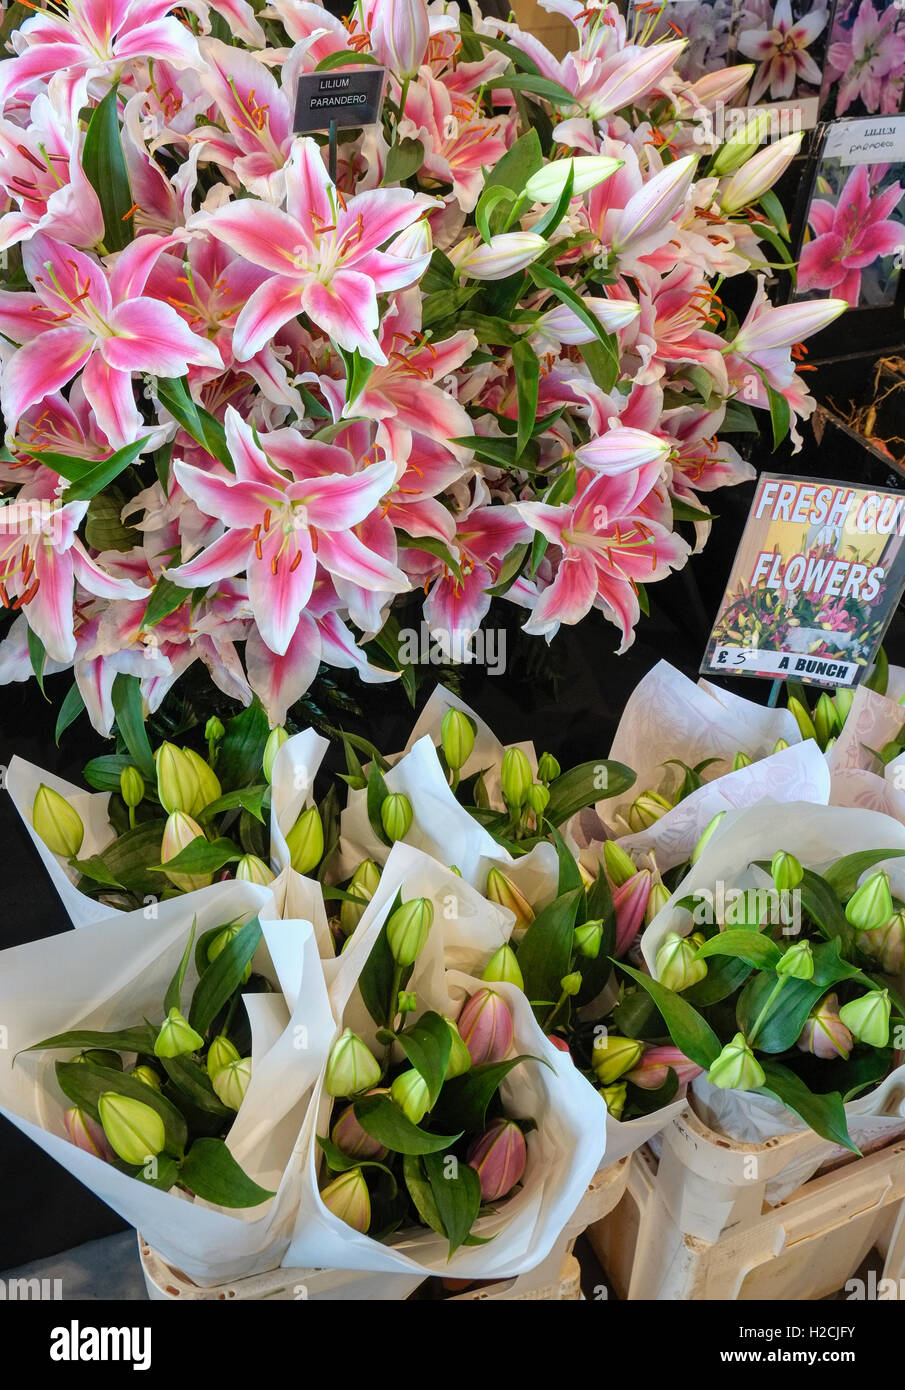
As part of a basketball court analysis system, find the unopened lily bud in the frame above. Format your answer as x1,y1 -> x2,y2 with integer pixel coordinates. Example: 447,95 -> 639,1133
467,1119 -> 527,1201
206,1034 -> 240,1079
325,1029 -> 381,1097
440,708 -> 476,772
859,910 -> 905,974
771,850 -> 803,892
839,989 -> 891,1048
486,867 -> 534,933
370,0 -> 430,79
482,943 -> 524,989
263,726 -> 289,784
773,738 -> 789,753
120,766 -> 144,810
320,1167 -> 370,1233
161,810 -> 212,892
709,110 -> 772,175
156,742 -> 201,815
626,1045 -> 702,1090
205,715 -> 225,753
537,752 -> 560,783
387,897 -> 433,967
64,1106 -> 114,1161
501,748 -> 532,809
813,692 -> 839,749
183,748 -> 221,814
834,689 -> 854,723
527,782 -> 550,817
33,785 -> 84,858
560,971 -> 582,996
787,696 -> 817,744
236,854 -> 275,885
720,131 -> 802,212
332,1096 -> 389,1159
457,231 -> 547,281
656,933 -> 708,992
628,791 -> 671,832
340,860 -> 381,936
75,1049 -> 122,1069
98,1093 -> 166,1166
733,751 -> 753,771
211,1056 -> 252,1110
692,810 -> 725,864
154,1007 -> 204,1059
777,939 -> 814,980
207,922 -> 252,982
599,1083 -> 627,1119
457,988 -> 513,1065
604,841 -> 636,887
645,881 -> 671,927
547,1034 -> 571,1056
578,861 -> 596,889
397,989 -> 417,1014
614,869 -> 652,956
390,1068 -> 430,1124
574,919 -> 604,959
443,1018 -> 473,1078
592,1034 -> 643,1084
131,1065 -> 162,1091
846,871 -> 894,934
707,1032 -> 765,1091
380,792 -> 413,843
525,154 -> 623,203
286,805 -> 324,874
797,993 -> 852,1059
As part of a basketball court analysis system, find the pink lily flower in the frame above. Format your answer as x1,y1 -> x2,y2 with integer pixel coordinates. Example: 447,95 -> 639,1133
166,406 -> 408,655
797,163 -> 904,306
192,38 -> 295,199
613,867 -> 652,956
201,138 -> 436,363
737,0 -> 827,104
0,92 -> 103,251
0,233 -> 221,447
626,1044 -> 703,1089
828,2 -> 905,117
399,74 -> 511,213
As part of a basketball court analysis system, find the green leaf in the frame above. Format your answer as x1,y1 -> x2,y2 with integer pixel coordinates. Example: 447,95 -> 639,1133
112,674 -> 155,781
616,961 -> 722,1070
431,1056 -> 540,1133
56,1060 -> 187,1158
672,497 -> 714,523
579,337 -> 620,394
823,850 -> 905,902
475,185 -> 518,244
357,914 -> 399,1028
160,1055 -> 230,1117
767,383 -> 791,451
178,1138 -> 275,1207
341,346 -> 375,407
143,577 -> 191,628
865,646 -> 889,695
82,86 -> 134,252
366,760 -> 391,847
511,338 -> 540,460
317,1136 -> 398,1189
384,136 -> 425,184
71,854 -> 127,890
86,488 -> 142,552
529,262 -> 617,357
156,376 -> 232,470
530,161 -> 575,241
545,759 -> 635,824
721,399 -> 759,433
27,625 -> 47,699
25,1025 -> 157,1056
757,1061 -> 857,1153
517,887 -> 583,1016
164,920 -> 196,1015
694,930 -> 782,970
493,71 -> 575,105
153,836 -> 242,876
799,867 -> 851,945
75,821 -> 168,898
62,437 -> 148,503
481,127 -> 543,193
352,1094 -> 462,1155
315,48 -> 380,69
189,917 -> 262,1035
549,825 -> 583,896
55,682 -> 86,745
684,955 -> 752,1007
217,699 -> 270,789
396,1012 -> 453,1108
395,532 -> 462,582
403,1154 -> 446,1236
125,1154 -> 181,1192
198,786 -> 268,824
758,188 -> 790,239
424,1150 -> 483,1256
82,752 -> 141,791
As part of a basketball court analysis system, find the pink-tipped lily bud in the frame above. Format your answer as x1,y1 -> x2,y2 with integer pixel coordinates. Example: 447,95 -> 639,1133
467,1118 -> 527,1201
732,297 -> 848,356
611,155 -> 697,258
589,38 -> 685,119
720,131 -> 802,212
604,840 -> 636,887
645,881 -> 671,927
64,1106 -> 115,1161
839,989 -> 891,1048
370,0 -> 430,78
457,988 -> 513,1065
160,810 -> 212,893
482,943 -> 524,989
547,1034 -> 572,1057
236,854 -> 276,886
320,1167 -> 371,1233
859,910 -> 905,974
332,1095 -> 389,1160
325,1028 -> 382,1098
680,63 -> 755,111
626,1045 -> 702,1090
846,872 -> 894,934
797,993 -> 853,1059
628,791 -> 671,832
613,869 -> 652,956
486,867 -> 534,933
457,232 -> 547,281
33,784 -> 84,859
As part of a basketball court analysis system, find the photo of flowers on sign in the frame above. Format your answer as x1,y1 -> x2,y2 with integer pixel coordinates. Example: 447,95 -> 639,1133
734,0 -> 834,107
820,0 -> 905,120
702,474 -> 905,688
796,116 -> 905,307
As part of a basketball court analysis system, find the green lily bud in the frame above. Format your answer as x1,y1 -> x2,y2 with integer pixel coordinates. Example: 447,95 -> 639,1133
710,109 -> 772,175
320,1167 -> 370,1233
154,1007 -> 204,1059
440,708 -> 476,772
645,882 -> 671,927
733,751 -> 753,771
183,748 -> 221,814
859,909 -> 905,973
380,792 -> 413,843
205,715 -> 225,749
207,922 -> 252,983
560,971 -> 582,996
592,1034 -> 643,1084
263,726 -> 289,784
834,688 -> 854,724
286,805 -> 324,875
628,791 -> 671,832
656,933 -> 708,992
98,1093 -> 166,1166
130,1065 -> 162,1091
397,990 -> 417,1014
75,1049 -> 122,1070
773,738 -> 789,754
206,1034 -> 240,1079
599,1082 -> 627,1120
687,931 -> 707,950
390,1068 -> 430,1124
692,810 -> 725,864
777,939 -> 814,980
845,871 -> 894,933
482,943 -> 524,988
573,919 -> 604,959
160,810 -> 212,893
500,748 -> 532,809
839,989 -> 891,1047
485,867 -> 534,933
211,1056 -> 252,1110
386,897 -> 434,967
156,742 -> 201,815
120,766 -> 144,811
707,1032 -> 765,1091
527,783 -> 550,816
32,784 -> 84,858
813,692 -> 839,749
604,841 -> 636,887
788,696 -> 817,744
325,1029 -> 382,1097
771,850 -> 803,892
235,854 -> 275,886
340,860 -> 381,937
537,752 -> 560,783
443,1018 -> 472,1078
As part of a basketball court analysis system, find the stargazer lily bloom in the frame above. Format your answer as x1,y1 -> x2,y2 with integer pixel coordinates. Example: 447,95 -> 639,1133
200,138 -> 436,363
797,163 -> 905,306
737,0 -> 827,105
166,407 -> 409,655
